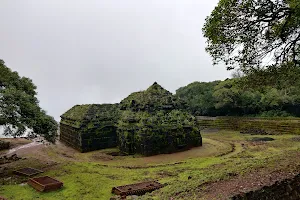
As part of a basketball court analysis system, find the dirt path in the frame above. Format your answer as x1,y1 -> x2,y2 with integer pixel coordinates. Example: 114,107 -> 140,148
6,142 -> 43,155
120,138 -> 231,165
0,138 -> 31,156
86,138 -> 233,167
1,136 -> 240,169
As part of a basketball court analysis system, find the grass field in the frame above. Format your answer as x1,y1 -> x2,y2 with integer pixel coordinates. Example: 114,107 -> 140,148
1,131 -> 300,200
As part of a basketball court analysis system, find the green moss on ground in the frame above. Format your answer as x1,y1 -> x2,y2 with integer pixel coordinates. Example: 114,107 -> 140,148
2,131 -> 300,200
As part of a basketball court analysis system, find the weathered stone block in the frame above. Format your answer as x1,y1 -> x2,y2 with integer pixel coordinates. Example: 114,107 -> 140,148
60,104 -> 120,152
118,82 -> 202,156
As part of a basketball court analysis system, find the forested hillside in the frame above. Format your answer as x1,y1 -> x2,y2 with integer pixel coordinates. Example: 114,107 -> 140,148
176,66 -> 300,117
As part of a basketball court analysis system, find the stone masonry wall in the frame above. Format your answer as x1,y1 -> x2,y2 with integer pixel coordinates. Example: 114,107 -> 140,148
80,125 -> 117,152
60,123 -> 82,151
232,174 -> 300,200
197,116 -> 300,135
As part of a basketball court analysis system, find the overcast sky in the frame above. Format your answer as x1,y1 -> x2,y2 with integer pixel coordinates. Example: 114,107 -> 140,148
0,0 -> 230,121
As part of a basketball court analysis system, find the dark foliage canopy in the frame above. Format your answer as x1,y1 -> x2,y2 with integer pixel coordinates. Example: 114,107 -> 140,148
176,81 -> 220,116
0,60 -> 57,142
203,0 -> 300,72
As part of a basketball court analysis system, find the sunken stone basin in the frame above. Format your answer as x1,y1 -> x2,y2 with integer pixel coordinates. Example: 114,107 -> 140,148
28,176 -> 63,192
14,167 -> 43,177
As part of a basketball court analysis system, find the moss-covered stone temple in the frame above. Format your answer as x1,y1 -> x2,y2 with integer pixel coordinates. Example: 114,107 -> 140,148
117,82 -> 202,156
60,104 -> 120,152
60,82 -> 202,155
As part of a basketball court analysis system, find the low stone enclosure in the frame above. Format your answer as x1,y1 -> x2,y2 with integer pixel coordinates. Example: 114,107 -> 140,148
197,116 -> 300,135
60,82 -> 202,155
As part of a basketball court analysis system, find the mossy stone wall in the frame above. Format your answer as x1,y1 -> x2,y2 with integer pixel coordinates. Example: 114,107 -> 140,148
80,125 -> 118,152
197,116 -> 300,134
60,84 -> 202,155
232,174 -> 300,200
118,125 -> 202,156
118,82 -> 202,156
60,104 -> 120,152
60,123 -> 82,151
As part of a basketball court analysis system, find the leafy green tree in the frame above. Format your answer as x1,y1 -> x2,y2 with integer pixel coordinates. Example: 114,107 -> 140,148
260,88 -> 283,109
239,90 -> 262,114
243,62 -> 300,90
176,81 -> 220,116
177,76 -> 300,117
203,0 -> 300,72
213,79 -> 244,115
0,60 -> 57,142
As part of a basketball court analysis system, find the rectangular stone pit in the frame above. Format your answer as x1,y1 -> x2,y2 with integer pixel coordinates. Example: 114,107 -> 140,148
28,176 -> 63,192
112,181 -> 163,196
14,168 -> 43,177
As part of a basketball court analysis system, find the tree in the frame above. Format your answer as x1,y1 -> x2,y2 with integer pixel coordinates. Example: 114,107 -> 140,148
203,0 -> 300,72
0,60 -> 57,142
177,76 -> 300,117
176,81 -> 220,116
213,79 -> 244,115
243,62 -> 300,89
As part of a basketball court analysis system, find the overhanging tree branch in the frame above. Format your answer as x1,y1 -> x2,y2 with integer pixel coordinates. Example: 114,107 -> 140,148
203,0 -> 300,72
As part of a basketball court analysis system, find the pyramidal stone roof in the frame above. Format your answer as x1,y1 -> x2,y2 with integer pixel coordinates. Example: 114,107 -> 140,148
61,104 -> 91,121
120,82 -> 187,112
60,104 -> 119,128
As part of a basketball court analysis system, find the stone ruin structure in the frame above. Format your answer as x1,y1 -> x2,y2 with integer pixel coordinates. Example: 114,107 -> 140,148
117,82 -> 202,156
60,82 -> 202,155
60,104 -> 120,152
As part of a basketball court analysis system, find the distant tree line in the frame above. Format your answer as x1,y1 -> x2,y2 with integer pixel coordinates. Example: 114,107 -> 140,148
176,65 -> 300,117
